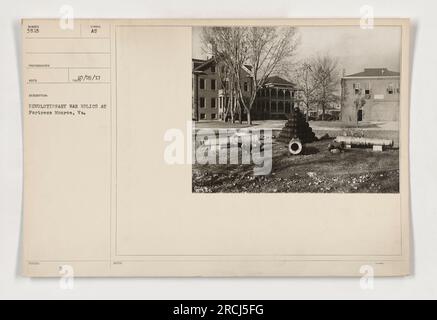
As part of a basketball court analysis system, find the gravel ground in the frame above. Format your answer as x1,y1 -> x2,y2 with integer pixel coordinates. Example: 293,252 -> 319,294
192,137 -> 399,193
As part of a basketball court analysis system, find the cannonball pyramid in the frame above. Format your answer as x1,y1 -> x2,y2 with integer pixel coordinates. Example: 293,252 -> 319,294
277,108 -> 317,144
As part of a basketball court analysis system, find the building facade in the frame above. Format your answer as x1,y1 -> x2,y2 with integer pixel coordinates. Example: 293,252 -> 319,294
193,58 -> 219,121
192,58 -> 251,121
341,68 -> 400,124
192,58 -> 301,121
252,76 -> 299,120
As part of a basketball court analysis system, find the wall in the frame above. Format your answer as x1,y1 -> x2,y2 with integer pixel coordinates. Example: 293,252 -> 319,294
195,64 -> 220,120
342,77 -> 400,123
194,61 -> 252,121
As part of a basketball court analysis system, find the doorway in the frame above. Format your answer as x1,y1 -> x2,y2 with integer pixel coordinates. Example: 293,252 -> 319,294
357,109 -> 363,122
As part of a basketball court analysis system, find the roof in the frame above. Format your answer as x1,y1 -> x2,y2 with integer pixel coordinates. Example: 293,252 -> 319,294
192,58 -> 206,63
192,59 -> 207,70
193,57 -> 253,78
264,76 -> 295,87
344,68 -> 400,78
193,57 -> 214,72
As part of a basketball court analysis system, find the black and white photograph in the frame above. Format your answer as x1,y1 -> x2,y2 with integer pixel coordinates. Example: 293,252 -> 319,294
5,0 -> 437,301
192,25 -> 401,193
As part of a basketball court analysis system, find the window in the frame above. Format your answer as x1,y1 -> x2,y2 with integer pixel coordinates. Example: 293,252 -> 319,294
211,113 -> 216,119
272,101 -> 277,112
244,82 -> 248,92
199,97 -> 205,108
211,79 -> 216,90
364,88 -> 371,99
353,83 -> 361,95
199,78 -> 205,90
200,113 -> 206,120
211,98 -> 216,108
387,84 -> 394,94
278,102 -> 284,113
221,66 -> 225,73
285,102 -> 290,113
211,66 -> 215,73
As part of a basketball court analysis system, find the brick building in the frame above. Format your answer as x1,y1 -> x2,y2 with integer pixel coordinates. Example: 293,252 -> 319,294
192,58 -> 301,121
341,68 -> 400,124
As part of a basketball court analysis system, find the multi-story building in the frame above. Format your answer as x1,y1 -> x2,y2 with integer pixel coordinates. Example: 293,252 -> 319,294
252,76 -> 299,120
192,58 -> 216,120
192,58 -> 301,121
341,68 -> 400,124
193,58 -> 252,121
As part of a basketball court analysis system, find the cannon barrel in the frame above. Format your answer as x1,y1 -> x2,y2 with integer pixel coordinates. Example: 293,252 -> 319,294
288,138 -> 303,155
335,136 -> 393,147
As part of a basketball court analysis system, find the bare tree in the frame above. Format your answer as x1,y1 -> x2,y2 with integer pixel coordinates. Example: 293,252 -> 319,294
216,63 -> 231,121
201,27 -> 299,124
200,27 -> 245,123
312,54 -> 340,120
353,90 -> 366,125
237,27 -> 298,124
294,60 -> 317,121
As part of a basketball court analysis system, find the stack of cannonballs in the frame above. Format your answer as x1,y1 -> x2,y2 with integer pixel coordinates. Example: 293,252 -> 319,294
278,108 -> 317,144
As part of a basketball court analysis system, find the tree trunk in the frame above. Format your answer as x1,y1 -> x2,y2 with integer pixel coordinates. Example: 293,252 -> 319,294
247,108 -> 252,125
322,103 -> 326,120
230,86 -> 235,123
223,107 -> 228,122
237,100 -> 242,124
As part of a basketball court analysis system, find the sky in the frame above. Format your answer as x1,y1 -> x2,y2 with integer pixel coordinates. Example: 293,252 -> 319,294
192,26 -> 401,76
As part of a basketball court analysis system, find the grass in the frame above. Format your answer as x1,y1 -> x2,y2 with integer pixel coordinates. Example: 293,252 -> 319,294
192,138 -> 399,193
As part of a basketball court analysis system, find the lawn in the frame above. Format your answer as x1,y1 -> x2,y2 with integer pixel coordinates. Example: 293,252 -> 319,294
192,137 -> 399,193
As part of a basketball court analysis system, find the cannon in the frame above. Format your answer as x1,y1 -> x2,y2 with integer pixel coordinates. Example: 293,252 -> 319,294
335,136 -> 394,151
288,138 -> 303,155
